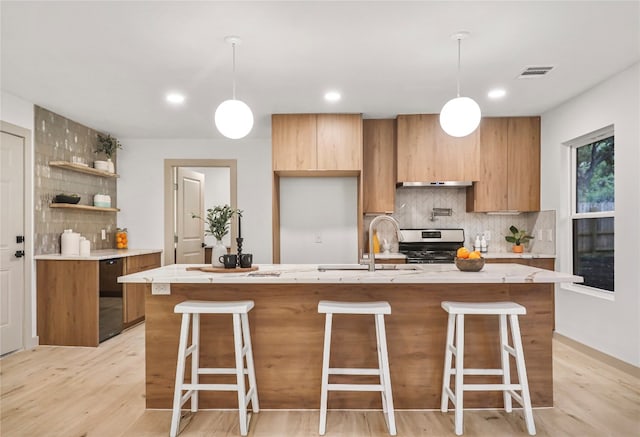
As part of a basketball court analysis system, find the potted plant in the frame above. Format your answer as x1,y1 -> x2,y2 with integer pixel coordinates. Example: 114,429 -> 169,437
505,225 -> 533,253
95,133 -> 122,172
193,205 -> 242,266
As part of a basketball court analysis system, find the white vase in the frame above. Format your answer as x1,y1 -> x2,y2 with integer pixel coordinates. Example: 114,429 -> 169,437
211,239 -> 226,267
107,158 -> 115,173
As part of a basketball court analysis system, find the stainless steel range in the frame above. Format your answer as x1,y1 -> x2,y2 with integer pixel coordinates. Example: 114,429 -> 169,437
399,229 -> 465,264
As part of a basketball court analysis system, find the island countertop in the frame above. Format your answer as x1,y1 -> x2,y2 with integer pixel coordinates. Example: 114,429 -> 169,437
118,263 -> 581,288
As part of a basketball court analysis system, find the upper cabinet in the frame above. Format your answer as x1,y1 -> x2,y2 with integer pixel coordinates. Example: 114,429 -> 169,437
363,119 -> 396,214
396,114 -> 480,182
272,114 -> 362,172
466,116 -> 540,212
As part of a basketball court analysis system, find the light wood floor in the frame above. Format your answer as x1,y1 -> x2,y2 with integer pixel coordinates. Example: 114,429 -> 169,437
1,323 -> 638,436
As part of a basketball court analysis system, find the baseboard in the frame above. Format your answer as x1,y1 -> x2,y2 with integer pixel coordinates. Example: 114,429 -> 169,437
553,332 -> 639,378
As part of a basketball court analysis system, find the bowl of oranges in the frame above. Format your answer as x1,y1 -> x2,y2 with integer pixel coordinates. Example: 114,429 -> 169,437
454,247 -> 485,272
115,228 -> 128,249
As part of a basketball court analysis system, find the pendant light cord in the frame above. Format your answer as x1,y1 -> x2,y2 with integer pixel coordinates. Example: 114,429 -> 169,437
456,37 -> 461,98
231,42 -> 237,100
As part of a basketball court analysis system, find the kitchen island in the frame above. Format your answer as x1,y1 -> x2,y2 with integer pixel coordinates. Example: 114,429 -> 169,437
119,263 -> 581,410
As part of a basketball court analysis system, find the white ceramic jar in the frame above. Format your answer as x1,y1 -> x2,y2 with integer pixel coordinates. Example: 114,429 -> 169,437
61,229 -> 80,256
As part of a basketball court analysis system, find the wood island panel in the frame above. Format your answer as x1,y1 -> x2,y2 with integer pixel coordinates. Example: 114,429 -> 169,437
145,282 -> 553,410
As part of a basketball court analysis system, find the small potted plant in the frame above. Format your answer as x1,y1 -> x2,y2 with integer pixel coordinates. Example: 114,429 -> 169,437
95,133 -> 122,173
505,225 -> 533,253
193,205 -> 242,266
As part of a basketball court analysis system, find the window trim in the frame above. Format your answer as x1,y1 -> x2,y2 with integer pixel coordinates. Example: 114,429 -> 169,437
564,125 -> 614,296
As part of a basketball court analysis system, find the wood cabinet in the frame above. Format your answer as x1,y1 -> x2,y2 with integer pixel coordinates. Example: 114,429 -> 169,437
36,251 -> 161,347
396,114 -> 480,182
272,113 -> 362,172
363,119 -> 396,214
466,117 -> 540,212
123,253 -> 161,325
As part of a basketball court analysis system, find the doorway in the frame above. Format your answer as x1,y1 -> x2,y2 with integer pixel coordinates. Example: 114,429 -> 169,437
0,121 -> 34,355
164,159 -> 237,265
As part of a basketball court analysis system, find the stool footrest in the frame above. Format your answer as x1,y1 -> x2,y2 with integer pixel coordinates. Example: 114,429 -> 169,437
463,383 -> 522,391
183,383 -> 238,391
198,367 -> 249,375
327,383 -> 383,392
444,387 -> 456,406
447,368 -> 505,376
185,344 -> 197,357
328,368 -> 380,376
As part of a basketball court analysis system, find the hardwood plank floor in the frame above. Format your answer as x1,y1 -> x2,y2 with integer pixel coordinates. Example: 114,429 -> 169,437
1,323 -> 638,436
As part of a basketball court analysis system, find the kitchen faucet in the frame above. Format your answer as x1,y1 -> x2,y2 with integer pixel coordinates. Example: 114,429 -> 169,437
368,215 -> 404,272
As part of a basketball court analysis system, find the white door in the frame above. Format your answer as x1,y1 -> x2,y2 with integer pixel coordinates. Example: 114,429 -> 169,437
175,168 -> 205,264
0,131 -> 25,355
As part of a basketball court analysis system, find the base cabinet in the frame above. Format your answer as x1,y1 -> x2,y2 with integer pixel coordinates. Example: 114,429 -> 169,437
124,253 -> 161,325
36,252 -> 161,347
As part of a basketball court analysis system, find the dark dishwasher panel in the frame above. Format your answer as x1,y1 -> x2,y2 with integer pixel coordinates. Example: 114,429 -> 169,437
99,258 -> 123,342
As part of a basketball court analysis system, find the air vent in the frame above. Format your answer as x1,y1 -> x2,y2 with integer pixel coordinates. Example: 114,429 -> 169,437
517,65 -> 554,79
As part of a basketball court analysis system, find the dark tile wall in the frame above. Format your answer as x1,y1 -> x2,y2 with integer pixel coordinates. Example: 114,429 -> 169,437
34,106 -> 118,254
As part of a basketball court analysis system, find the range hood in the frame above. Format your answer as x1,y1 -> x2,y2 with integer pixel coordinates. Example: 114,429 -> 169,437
396,181 -> 473,188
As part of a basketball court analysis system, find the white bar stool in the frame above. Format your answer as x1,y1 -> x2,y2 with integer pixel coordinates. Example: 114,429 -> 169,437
440,301 -> 536,436
318,300 -> 396,436
170,300 -> 259,437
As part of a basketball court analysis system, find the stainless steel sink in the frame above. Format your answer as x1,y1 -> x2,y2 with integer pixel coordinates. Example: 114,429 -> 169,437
317,264 -> 420,272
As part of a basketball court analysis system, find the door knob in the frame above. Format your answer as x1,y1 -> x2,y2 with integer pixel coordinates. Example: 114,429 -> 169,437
14,250 -> 25,258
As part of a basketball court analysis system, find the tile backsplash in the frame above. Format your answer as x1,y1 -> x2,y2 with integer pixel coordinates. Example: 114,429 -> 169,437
366,187 -> 555,254
34,106 -> 117,254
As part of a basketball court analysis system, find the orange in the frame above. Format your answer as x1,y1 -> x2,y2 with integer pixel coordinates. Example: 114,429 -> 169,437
456,247 -> 470,259
468,251 -> 482,259
117,242 -> 124,249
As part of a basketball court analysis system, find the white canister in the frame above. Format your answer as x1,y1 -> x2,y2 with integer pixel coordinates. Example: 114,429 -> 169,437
79,237 -> 91,257
61,229 -> 80,256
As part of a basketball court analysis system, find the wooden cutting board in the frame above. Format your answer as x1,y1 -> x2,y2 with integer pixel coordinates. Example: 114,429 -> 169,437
186,266 -> 259,273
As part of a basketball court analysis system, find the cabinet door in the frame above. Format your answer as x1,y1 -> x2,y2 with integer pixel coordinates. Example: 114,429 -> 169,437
363,119 -> 396,213
466,118 -> 509,212
316,114 -> 362,171
507,117 -> 540,211
123,253 -> 161,324
396,114 -> 437,182
272,114 -> 317,171
432,119 -> 480,181
397,114 -> 479,182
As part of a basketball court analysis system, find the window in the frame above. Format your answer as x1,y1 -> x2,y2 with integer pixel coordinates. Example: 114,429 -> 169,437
569,126 -> 614,292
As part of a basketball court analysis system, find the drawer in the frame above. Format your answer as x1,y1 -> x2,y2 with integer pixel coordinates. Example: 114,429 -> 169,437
126,253 -> 161,274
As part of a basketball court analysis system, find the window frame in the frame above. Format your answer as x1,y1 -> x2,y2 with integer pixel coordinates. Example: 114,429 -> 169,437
562,125 -> 615,299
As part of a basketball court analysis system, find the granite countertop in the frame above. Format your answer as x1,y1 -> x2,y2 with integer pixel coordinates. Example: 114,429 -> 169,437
35,248 -> 162,261
119,263 -> 582,290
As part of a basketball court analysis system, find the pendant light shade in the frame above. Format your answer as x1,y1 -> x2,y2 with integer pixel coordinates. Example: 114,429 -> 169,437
215,36 -> 253,139
440,32 -> 481,138
439,96 -> 481,138
215,99 -> 253,139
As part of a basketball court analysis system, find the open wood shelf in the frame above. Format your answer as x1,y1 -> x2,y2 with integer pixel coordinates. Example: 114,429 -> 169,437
50,203 -> 120,212
49,161 -> 119,178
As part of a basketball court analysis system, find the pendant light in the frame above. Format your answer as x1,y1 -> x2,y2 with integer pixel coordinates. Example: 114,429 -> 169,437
439,31 -> 481,138
215,36 -> 253,139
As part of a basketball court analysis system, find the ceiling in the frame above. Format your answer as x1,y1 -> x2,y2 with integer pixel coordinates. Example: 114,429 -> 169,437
1,1 -> 639,139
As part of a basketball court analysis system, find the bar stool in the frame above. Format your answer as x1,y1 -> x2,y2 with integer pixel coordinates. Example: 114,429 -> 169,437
318,300 -> 396,436
440,301 -> 536,436
170,300 -> 259,437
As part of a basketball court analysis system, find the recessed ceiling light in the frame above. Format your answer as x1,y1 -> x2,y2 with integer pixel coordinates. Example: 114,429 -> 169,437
324,91 -> 341,102
488,89 -> 506,99
166,93 -> 185,104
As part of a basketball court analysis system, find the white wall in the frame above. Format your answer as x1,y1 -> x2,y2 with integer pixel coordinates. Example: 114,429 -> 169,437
541,62 -> 640,366
280,177 -> 358,264
117,138 -> 272,263
1,90 -> 36,344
